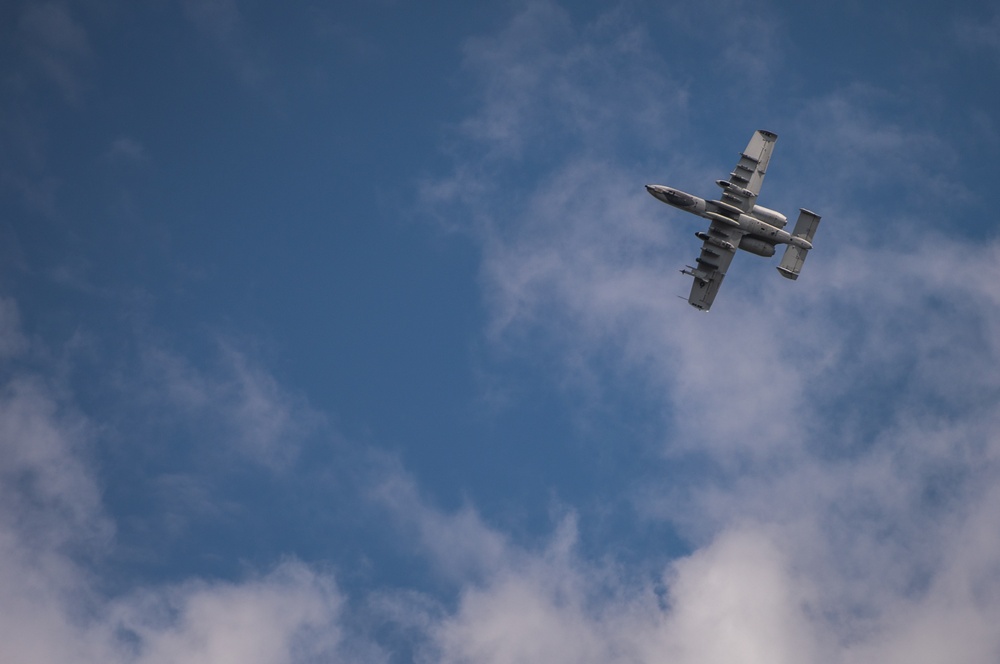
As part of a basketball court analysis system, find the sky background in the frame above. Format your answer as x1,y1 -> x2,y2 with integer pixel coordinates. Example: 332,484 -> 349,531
3,1 -> 1000,662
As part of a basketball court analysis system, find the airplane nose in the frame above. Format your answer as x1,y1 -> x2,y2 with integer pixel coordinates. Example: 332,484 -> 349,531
646,184 -> 665,199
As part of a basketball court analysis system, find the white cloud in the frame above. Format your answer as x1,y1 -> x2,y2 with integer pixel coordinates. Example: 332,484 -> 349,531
380,486 -> 826,664
113,562 -> 350,664
629,525 -> 826,664
433,570 -> 619,664
0,367 -> 117,664
0,377 -> 110,555
0,299 -> 372,664
378,467 -> 1000,663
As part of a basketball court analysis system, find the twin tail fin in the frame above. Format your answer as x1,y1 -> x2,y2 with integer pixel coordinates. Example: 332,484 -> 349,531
777,209 -> 821,280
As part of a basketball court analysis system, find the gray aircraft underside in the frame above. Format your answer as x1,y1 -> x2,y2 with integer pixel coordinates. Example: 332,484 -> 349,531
646,130 -> 821,311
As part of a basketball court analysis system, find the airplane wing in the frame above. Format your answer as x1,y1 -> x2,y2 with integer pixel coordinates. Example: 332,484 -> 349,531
719,130 -> 777,213
683,221 -> 746,310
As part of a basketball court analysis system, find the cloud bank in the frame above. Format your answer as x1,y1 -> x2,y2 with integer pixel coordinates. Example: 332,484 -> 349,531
0,299 -> 375,664
414,2 -> 1000,662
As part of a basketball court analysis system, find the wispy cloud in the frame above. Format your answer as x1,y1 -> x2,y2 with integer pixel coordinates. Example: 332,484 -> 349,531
104,137 -> 149,166
954,11 -> 1000,63
788,87 -> 974,218
181,0 -> 274,90
665,0 -> 783,97
16,1 -> 92,104
449,1 -> 685,163
0,297 -> 29,360
373,463 -> 512,584
140,339 -> 323,470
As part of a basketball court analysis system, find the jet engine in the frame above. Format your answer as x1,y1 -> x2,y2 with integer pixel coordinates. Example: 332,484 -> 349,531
738,236 -> 776,257
751,205 -> 787,228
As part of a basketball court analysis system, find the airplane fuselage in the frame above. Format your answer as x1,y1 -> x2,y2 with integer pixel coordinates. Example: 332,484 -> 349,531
644,185 -> 812,252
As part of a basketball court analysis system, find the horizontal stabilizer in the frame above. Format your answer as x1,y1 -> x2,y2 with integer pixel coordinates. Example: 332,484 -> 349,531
791,208 -> 821,242
777,247 -> 806,279
777,209 -> 822,280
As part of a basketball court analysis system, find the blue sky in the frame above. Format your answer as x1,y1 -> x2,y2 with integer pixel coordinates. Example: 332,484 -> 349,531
3,1 -> 1000,662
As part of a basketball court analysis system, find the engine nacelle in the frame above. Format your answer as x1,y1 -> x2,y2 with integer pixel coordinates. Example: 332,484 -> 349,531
751,205 -> 787,229
738,236 -> 776,257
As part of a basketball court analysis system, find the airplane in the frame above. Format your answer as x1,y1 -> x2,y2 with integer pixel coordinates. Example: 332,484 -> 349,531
646,130 -> 821,311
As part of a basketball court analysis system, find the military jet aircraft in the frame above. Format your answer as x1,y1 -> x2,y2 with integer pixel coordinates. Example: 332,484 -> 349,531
646,130 -> 821,311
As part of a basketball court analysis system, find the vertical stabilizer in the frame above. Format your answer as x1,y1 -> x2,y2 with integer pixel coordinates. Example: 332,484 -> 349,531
777,209 -> 821,280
